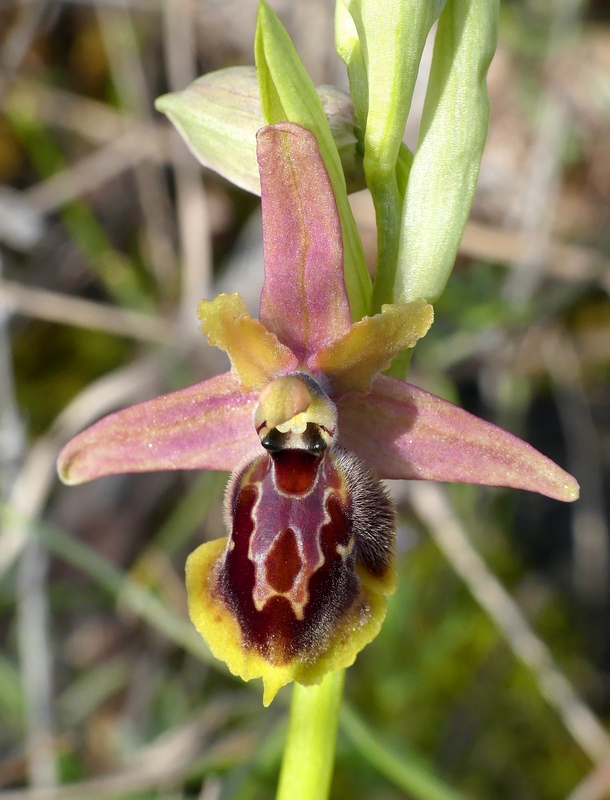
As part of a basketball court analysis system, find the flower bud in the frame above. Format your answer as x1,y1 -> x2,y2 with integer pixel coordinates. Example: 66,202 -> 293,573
155,66 -> 365,195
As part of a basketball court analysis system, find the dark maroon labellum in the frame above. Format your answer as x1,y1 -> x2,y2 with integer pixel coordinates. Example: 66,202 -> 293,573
219,443 -> 396,665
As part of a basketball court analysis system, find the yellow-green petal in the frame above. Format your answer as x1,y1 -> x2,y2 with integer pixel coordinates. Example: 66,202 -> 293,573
312,300 -> 433,396
198,293 -> 298,392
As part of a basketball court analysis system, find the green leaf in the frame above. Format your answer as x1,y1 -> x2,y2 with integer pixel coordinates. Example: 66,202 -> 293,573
255,0 -> 371,321
395,0 -> 499,304
341,704 -> 468,800
336,0 -> 446,311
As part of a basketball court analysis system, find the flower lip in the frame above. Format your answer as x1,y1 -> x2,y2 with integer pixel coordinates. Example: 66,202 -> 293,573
189,431 -> 397,704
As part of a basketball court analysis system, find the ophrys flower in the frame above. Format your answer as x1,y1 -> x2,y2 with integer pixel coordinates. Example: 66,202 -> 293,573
58,123 -> 578,705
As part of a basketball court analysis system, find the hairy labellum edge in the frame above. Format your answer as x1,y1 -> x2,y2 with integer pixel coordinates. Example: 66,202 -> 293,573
185,443 -> 396,704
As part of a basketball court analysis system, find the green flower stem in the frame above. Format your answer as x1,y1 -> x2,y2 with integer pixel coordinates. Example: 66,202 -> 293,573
276,669 -> 345,800
370,179 -> 402,313
372,142 -> 414,319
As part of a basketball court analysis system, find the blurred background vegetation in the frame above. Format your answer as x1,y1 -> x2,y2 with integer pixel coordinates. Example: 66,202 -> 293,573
0,0 -> 609,798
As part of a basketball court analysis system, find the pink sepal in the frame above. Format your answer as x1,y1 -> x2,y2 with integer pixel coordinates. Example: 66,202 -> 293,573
337,375 -> 579,502
57,372 -> 261,484
257,123 -> 352,363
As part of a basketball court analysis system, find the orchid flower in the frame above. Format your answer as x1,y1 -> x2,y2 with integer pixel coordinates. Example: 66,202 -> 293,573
57,123 -> 578,706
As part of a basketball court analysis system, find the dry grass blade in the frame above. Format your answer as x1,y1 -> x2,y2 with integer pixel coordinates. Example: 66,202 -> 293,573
0,0 -> 48,103
349,192 -> 610,290
501,0 -> 586,306
566,760 -> 610,800
96,3 -> 178,287
162,0 -> 213,332
22,128 -> 163,214
16,542 -> 57,789
0,271 -> 25,496
501,95 -> 569,305
198,776 -> 222,800
0,280 -> 176,342
0,356 -> 161,579
0,703 -> 231,800
543,331 -> 609,604
5,80 -> 130,144
459,221 -> 610,289
403,481 -> 610,765
2,0 -> 163,9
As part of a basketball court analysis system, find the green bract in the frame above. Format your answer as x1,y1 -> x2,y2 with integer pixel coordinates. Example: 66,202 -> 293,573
396,0 -> 499,304
255,0 -> 371,321
336,0 -> 498,316
155,67 -> 366,197
336,0 -> 446,312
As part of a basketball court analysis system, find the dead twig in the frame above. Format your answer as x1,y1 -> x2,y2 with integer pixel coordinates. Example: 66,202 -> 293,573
162,0 -> 213,336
